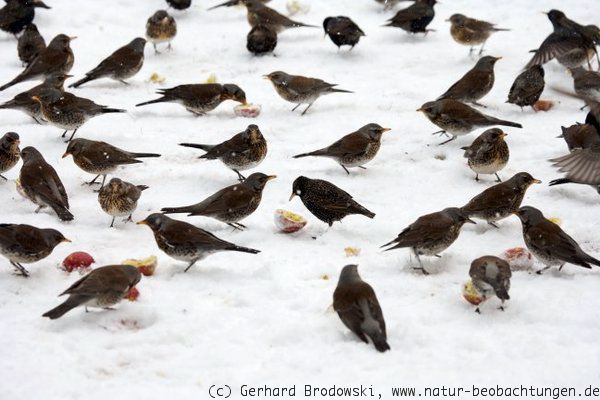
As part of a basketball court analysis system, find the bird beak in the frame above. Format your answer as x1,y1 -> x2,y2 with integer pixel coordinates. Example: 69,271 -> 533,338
416,107 -> 424,112
69,36 -> 78,40
495,56 -> 502,60
262,75 -> 271,80
542,11 -> 549,15
533,179 -> 542,184
61,152 -> 70,158
382,128 -> 391,132
136,220 -> 148,225
445,18 -> 450,22
266,175 -> 277,181
289,192 -> 296,201
500,132 -> 507,138
62,238 -> 72,243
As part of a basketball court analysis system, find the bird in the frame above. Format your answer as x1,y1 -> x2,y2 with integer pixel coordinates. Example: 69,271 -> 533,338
42,265 -> 141,319
179,124 -> 267,181
460,128 -> 509,182
323,16 -> 365,50
437,56 -> 501,107
63,138 -> 161,190
166,0 -> 191,10
417,99 -> 522,145
382,0 -> 436,34
570,67 -> 600,104
557,123 -> 600,152
0,223 -> 69,277
461,172 -> 541,228
0,73 -> 68,124
69,38 -> 147,88
31,94 -> 126,142
293,123 -> 391,174
208,0 -> 270,10
247,25 -> 277,55
136,83 -> 247,115
137,213 -> 260,272
161,173 -> 276,230
469,256 -> 511,313
17,23 -> 45,66
242,0 -> 317,33
289,176 -> 375,227
0,0 -> 50,37
19,146 -> 74,221
0,34 -> 75,92
146,10 -> 177,53
333,265 -> 390,352
446,14 -> 509,55
507,65 -> 545,110
98,178 -> 149,228
264,71 -> 353,115
374,0 -> 413,11
550,140 -> 600,195
0,132 -> 20,180
381,207 -> 475,275
514,206 -> 600,274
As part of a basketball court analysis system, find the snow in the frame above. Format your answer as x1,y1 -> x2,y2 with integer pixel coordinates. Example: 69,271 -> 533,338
1,0 -> 600,399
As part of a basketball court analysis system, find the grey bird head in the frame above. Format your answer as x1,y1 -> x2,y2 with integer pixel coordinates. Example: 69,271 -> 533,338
121,264 -> 142,287
514,206 -> 546,226
447,14 -> 467,25
150,10 -> 172,24
47,34 -> 76,50
479,128 -> 507,143
338,264 -> 361,284
1,132 -> 20,149
290,175 -> 310,200
546,9 -> 567,28
222,84 -> 247,104
417,101 -> 440,118
264,71 -> 291,86
104,178 -> 129,195
359,123 -> 391,140
243,173 -> 276,191
442,207 -> 476,225
41,228 -> 71,247
137,213 -> 170,231
474,56 -> 501,70
129,37 -> 147,51
24,23 -> 40,33
20,146 -> 44,162
44,73 -> 72,89
241,124 -> 263,143
63,138 -> 91,158
508,172 -> 542,189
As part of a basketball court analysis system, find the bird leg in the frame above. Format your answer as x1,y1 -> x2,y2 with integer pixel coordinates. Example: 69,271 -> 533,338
488,221 -> 500,229
167,42 -> 173,51
184,260 -> 198,273
357,166 -> 367,170
536,265 -> 553,275
32,116 -> 42,125
109,217 -> 115,228
291,104 -> 302,112
498,303 -> 505,311
301,102 -> 315,116
65,129 -> 78,143
438,135 -> 457,145
0,174 -> 7,181
471,101 -> 487,108
119,80 -> 130,85
475,173 -> 479,181
558,263 -> 565,272
341,165 -> 350,175
227,223 -> 245,231
431,130 -> 448,137
153,43 -> 160,54
234,222 -> 247,229
478,41 -> 486,55
494,173 -> 502,182
412,249 -> 430,275
10,261 -> 29,277
233,169 -> 246,181
475,307 -> 481,314
93,175 -> 107,193
34,205 -> 44,213
61,130 -> 68,138
85,174 -> 102,186
123,215 -> 133,223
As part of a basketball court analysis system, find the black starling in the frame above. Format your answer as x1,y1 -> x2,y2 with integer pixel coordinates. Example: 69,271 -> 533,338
381,207 -> 475,275
43,265 -> 141,319
69,38 -> 147,88
293,123 -> 391,174
247,25 -> 277,55
461,172 -> 541,228
289,176 -> 375,226
469,256 -> 511,313
19,146 -> 74,221
17,23 -> 45,66
333,265 -> 390,352
383,0 -> 436,34
323,16 -> 365,50
242,0 -> 317,33
98,178 -> 149,228
0,0 -> 50,37
137,213 -> 260,272
146,10 -> 177,53
179,124 -> 267,181
161,173 -> 276,230
514,206 -> 600,274
417,99 -> 522,145
264,71 -> 353,115
447,14 -> 509,55
460,128 -> 509,182
0,132 -> 20,180
507,65 -> 545,110
437,56 -> 501,107
0,223 -> 69,277
166,0 -> 191,10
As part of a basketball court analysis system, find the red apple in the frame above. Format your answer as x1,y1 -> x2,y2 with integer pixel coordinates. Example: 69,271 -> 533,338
122,256 -> 157,277
61,252 -> 95,273
463,280 -> 487,306
124,287 -> 139,301
500,247 -> 534,271
274,209 -> 307,233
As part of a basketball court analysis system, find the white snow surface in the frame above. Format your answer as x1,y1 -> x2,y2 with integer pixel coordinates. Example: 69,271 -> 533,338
1,0 -> 600,399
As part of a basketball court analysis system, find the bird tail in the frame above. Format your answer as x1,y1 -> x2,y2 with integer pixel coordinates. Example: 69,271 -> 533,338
353,203 -> 375,219
135,97 -> 168,107
179,143 -> 214,153
549,178 -> 572,186
292,149 -> 327,158
492,28 -> 510,32
291,22 -> 319,28
380,238 -> 398,249
68,75 -> 95,88
492,283 -> 510,301
488,117 -> 522,129
369,333 -> 391,352
207,0 -> 238,9
132,152 -> 161,158
227,245 -> 261,254
0,100 -> 16,109
101,107 -> 126,114
328,87 -> 354,94
161,205 -> 194,215
50,204 -> 74,221
42,295 -> 87,319
0,76 -> 24,92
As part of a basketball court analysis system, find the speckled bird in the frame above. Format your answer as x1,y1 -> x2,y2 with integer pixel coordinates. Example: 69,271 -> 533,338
461,128 -> 509,182
98,178 -> 149,228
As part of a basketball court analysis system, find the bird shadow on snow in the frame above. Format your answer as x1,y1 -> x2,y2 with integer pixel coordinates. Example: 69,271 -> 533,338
41,306 -> 158,332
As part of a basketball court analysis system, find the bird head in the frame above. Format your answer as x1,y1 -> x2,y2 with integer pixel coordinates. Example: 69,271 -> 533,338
337,264 -> 362,284
44,73 -> 72,89
121,265 -> 142,287
446,14 -> 466,25
443,207 -> 476,225
243,124 -> 263,144
105,178 -> 127,194
137,213 -> 169,231
480,128 -> 507,143
62,138 -> 87,158
475,56 -> 501,70
42,228 -> 71,248
513,206 -> 545,226
244,173 -> 276,191
361,123 -> 391,140
263,71 -> 289,86
1,132 -> 20,149
289,176 -> 310,201
130,37 -> 148,51
150,10 -> 171,24
510,172 -> 542,189
20,146 -> 43,162
416,101 -> 438,117
29,0 -> 51,9
222,84 -> 247,104
47,34 -> 76,51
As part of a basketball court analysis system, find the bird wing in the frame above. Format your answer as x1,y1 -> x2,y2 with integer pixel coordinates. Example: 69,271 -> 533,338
528,221 -> 592,266
161,221 -> 233,251
61,266 -> 129,297
207,132 -> 250,157
391,213 -> 452,248
527,33 -> 583,67
189,184 -> 252,216
0,224 -> 44,254
163,84 -> 222,102
461,183 -> 516,214
550,145 -> 600,185
288,76 -> 335,96
21,161 -> 69,208
87,45 -> 136,77
311,179 -> 356,210
464,17 -> 495,32
439,69 -> 489,100
389,2 -> 430,24
84,142 -> 143,167
442,100 -> 490,124
325,133 -> 371,158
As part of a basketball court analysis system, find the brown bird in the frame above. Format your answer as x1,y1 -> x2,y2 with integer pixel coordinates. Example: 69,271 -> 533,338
146,10 -> 176,53
19,146 -> 73,221
179,124 -> 267,181
383,0 -> 436,34
98,178 -> 149,228
333,264 -> 390,352
0,132 -> 20,180
506,65 -> 545,110
63,138 -> 161,190
161,173 -> 276,230
293,123 -> 391,174
136,83 -> 247,115
514,206 -> 600,274
447,14 -> 509,55
208,0 -> 270,10
557,123 -> 600,152
570,67 -> 600,104
17,23 -> 45,66
374,0 -> 412,11
0,0 -> 50,37
242,0 -> 317,33
417,99 -> 522,145
461,172 -> 541,228
137,213 -> 260,272
69,38 -> 147,88
264,71 -> 353,115
42,265 -> 141,319
550,142 -> 600,195
247,24 -> 277,55
0,223 -> 69,277
381,207 -> 475,275
323,16 -> 365,50
460,128 -> 509,182
0,34 -> 75,92
469,256 -> 511,313
437,56 -> 501,107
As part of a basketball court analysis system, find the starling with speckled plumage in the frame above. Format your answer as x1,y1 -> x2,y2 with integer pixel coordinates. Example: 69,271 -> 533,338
146,10 -> 176,53
418,99 -> 522,145
242,0 -> 317,33
507,65 -> 545,110
161,173 -> 276,230
461,172 -> 541,228
179,124 -> 267,181
136,83 -> 247,115
98,178 -> 149,228
469,256 -> 511,313
70,38 -> 147,88
289,176 -> 375,226
19,146 -> 73,221
138,213 -> 260,272
333,265 -> 390,352
514,206 -> 600,274
17,23 -> 45,66
447,14 -> 509,55
293,123 -> 390,174
247,25 -> 277,55
0,132 -> 20,180
0,0 -> 50,36
63,138 -> 160,190
437,56 -> 501,107
381,207 -> 475,275
166,0 -> 191,10
461,128 -> 509,182
0,223 -> 69,277
43,265 -> 141,319
264,71 -> 353,115
323,16 -> 365,50
383,0 -> 436,34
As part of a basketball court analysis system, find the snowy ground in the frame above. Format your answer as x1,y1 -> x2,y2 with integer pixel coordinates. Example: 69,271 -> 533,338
1,0 -> 600,399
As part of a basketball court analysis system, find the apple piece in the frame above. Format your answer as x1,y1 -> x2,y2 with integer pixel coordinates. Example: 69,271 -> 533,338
533,100 -> 554,112
344,247 -> 361,257
148,72 -> 165,84
234,103 -> 261,118
274,209 -> 307,233
500,247 -> 534,271
61,252 -> 95,273
463,280 -> 486,306
122,256 -> 158,277
124,287 -> 139,301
